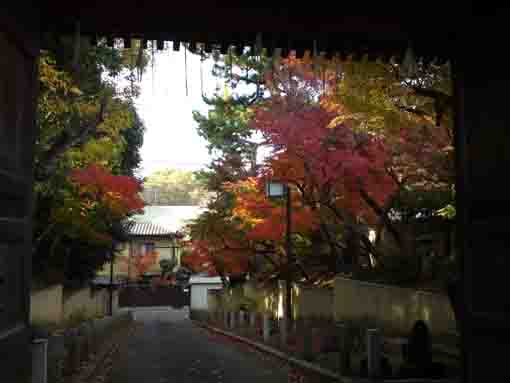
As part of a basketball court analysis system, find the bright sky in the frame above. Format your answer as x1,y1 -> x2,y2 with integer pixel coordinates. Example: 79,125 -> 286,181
133,48 -> 217,177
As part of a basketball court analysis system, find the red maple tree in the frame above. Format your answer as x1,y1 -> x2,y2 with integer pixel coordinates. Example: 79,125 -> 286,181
70,164 -> 145,216
252,99 -> 396,225
182,210 -> 253,281
254,53 -> 453,265
182,239 -> 250,281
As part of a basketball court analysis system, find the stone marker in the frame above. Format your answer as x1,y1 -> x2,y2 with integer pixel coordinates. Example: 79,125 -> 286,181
92,318 -> 110,351
398,320 -> 445,379
367,328 -> 381,379
47,335 -> 66,383
223,310 -> 229,328
31,338 -> 48,383
77,322 -> 92,358
279,317 -> 288,347
336,322 -> 351,375
249,311 -> 257,328
229,311 -> 236,329
303,319 -> 314,361
87,321 -> 98,353
263,313 -> 271,342
66,335 -> 84,374
406,320 -> 432,367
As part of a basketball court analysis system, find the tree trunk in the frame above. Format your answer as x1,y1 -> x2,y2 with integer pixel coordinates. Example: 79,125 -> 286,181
345,226 -> 361,270
401,225 -> 415,257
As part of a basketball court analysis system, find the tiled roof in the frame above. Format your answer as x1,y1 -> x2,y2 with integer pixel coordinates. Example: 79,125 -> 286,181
132,206 -> 205,233
125,221 -> 175,238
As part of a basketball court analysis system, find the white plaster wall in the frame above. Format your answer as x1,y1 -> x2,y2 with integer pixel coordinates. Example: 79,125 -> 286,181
191,284 -> 222,311
333,277 -> 457,337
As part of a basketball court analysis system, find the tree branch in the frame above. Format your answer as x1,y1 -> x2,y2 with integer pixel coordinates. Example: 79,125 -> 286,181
359,187 -> 402,247
36,98 -> 107,181
360,235 -> 381,263
294,261 -> 311,281
410,86 -> 452,104
396,104 -> 431,118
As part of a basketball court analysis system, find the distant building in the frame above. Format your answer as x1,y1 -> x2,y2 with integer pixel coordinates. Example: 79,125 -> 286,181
134,205 -> 205,233
98,206 -> 205,281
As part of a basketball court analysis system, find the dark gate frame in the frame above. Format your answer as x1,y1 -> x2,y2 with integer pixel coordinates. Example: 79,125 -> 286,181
2,3 -> 510,382
0,6 -> 40,382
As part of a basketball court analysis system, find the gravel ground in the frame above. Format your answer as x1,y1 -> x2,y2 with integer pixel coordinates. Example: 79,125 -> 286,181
108,307 -> 292,383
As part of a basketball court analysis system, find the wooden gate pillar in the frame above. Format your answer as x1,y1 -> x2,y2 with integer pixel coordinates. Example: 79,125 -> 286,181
454,35 -> 510,383
0,5 -> 40,383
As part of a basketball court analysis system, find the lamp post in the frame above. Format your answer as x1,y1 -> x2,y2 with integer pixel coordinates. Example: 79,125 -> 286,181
265,181 -> 293,326
108,246 -> 115,316
109,240 -> 121,316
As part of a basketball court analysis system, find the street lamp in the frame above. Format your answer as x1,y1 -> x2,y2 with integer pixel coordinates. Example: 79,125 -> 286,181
108,239 -> 123,316
108,248 -> 115,316
265,181 -> 287,199
265,180 -> 293,326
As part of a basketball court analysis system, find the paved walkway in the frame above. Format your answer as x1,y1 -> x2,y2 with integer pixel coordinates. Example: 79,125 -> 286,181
110,307 -> 290,383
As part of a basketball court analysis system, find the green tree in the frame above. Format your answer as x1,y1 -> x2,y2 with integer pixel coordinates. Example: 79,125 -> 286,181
142,168 -> 208,205
159,258 -> 177,277
193,50 -> 269,173
33,37 -> 148,285
119,103 -> 145,178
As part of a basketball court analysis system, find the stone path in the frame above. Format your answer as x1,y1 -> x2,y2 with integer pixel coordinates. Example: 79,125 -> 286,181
110,307 -> 290,383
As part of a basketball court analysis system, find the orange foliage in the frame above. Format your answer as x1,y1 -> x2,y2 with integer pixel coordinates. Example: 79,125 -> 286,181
182,239 -> 250,278
118,248 -> 159,280
224,178 -> 319,241
131,251 -> 158,277
70,164 -> 145,217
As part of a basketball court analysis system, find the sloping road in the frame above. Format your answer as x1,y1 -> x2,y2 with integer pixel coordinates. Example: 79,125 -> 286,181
110,307 -> 290,383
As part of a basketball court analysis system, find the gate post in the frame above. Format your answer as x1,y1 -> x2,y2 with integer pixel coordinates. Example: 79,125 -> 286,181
279,317 -> 288,347
263,313 -> 271,342
367,328 -> 381,379
303,319 -> 313,361
229,311 -> 236,329
223,310 -> 229,328
31,339 -> 48,383
250,311 -> 257,328
336,322 -> 351,375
